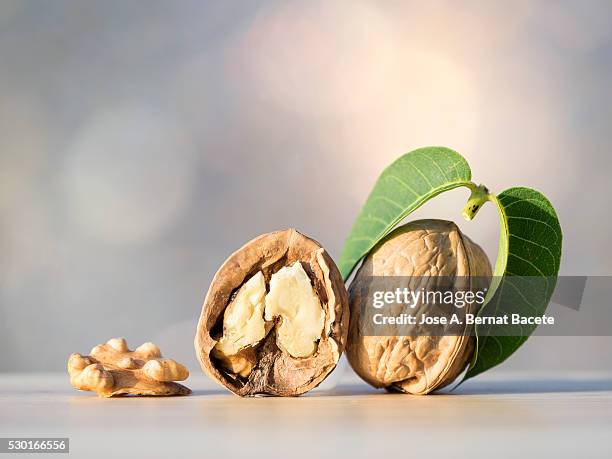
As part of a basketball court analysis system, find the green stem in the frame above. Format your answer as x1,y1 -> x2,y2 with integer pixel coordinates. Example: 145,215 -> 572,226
462,183 -> 491,220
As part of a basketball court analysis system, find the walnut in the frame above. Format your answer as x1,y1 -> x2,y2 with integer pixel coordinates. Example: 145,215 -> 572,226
195,229 -> 349,396
346,220 -> 491,395
67,338 -> 190,397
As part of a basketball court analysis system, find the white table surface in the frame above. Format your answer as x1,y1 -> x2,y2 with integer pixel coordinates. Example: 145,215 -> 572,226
1,371 -> 611,459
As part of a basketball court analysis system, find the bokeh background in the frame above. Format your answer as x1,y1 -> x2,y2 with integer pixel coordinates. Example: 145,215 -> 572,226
1,0 -> 611,374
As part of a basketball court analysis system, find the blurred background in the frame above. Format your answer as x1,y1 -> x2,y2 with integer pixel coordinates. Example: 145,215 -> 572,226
1,0 -> 611,374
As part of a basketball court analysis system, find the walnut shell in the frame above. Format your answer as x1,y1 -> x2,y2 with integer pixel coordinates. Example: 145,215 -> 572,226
346,219 -> 492,395
194,229 -> 349,396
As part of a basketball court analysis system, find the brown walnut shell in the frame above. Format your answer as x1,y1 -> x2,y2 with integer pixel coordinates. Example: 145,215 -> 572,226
194,229 -> 349,396
346,219 -> 492,395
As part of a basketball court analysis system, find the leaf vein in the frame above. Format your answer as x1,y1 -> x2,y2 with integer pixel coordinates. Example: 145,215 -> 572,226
408,161 -> 435,188
383,175 -> 420,198
507,216 -> 560,242
504,279 -> 539,313
508,253 -> 549,280
509,234 -> 557,263
422,151 -> 451,182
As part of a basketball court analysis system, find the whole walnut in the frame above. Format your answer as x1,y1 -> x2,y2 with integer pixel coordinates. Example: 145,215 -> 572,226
346,219 -> 492,395
195,229 -> 349,396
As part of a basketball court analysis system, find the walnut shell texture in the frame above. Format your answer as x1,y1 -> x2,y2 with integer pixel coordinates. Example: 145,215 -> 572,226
346,219 -> 492,395
194,229 -> 349,396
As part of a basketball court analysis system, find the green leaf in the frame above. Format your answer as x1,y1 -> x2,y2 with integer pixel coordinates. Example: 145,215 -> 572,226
341,147 -> 562,381
339,146 -> 473,279
464,187 -> 563,380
